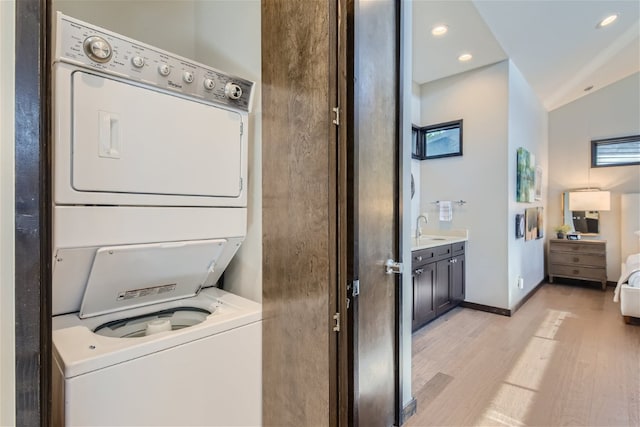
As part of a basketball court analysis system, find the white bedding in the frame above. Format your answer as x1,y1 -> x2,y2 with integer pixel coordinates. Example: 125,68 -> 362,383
614,253 -> 640,302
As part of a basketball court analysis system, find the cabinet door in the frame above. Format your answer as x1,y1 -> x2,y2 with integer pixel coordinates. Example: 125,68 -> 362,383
451,254 -> 465,304
412,263 -> 436,331
435,259 -> 452,315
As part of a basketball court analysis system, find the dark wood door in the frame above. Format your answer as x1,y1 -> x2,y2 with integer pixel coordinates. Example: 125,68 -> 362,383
262,1 -> 340,426
345,0 -> 400,425
413,263 -> 436,331
435,259 -> 452,315
451,254 -> 465,304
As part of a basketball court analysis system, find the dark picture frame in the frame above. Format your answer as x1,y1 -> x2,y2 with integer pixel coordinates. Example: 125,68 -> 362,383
422,119 -> 463,160
515,213 -> 525,239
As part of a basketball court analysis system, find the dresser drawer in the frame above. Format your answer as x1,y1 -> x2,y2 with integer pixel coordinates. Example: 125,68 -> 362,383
550,241 -> 605,255
550,252 -> 606,268
549,264 -> 606,281
452,241 -> 465,255
412,244 -> 452,267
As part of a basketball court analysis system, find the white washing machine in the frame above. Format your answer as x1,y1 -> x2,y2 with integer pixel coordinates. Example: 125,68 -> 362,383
51,13 -> 261,426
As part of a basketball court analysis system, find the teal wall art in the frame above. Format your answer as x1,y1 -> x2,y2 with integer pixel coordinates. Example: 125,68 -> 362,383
517,147 -> 535,203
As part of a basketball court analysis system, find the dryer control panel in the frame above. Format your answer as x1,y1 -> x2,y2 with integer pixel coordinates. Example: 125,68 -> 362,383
54,13 -> 254,112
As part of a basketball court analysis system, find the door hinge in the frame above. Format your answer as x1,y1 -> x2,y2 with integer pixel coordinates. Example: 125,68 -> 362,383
352,279 -> 360,297
332,312 -> 340,332
332,107 -> 339,126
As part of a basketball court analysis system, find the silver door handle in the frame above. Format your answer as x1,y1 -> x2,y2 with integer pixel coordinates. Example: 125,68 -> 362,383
385,259 -> 403,275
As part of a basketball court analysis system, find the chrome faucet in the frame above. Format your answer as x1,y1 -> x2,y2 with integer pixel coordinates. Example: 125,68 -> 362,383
415,214 -> 428,239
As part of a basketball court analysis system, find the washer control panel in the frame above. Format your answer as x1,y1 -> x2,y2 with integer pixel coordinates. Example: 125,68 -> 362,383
54,13 -> 253,111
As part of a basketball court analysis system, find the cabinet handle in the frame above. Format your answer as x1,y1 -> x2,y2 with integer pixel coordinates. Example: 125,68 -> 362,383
415,255 -> 422,261
414,268 -> 423,276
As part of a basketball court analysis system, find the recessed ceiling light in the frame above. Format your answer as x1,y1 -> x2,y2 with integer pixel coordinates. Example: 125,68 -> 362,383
597,14 -> 618,28
458,53 -> 473,62
431,25 -> 448,37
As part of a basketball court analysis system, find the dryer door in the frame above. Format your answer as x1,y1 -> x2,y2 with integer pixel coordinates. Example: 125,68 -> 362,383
71,71 -> 243,199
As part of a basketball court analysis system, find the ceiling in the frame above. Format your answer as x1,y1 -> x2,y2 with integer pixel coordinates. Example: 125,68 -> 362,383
412,0 -> 640,111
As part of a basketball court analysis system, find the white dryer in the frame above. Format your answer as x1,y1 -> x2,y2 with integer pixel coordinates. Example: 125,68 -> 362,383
51,13 -> 260,426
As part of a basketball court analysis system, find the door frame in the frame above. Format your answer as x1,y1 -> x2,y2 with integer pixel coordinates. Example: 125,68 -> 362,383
337,0 -> 405,425
14,0 -> 52,425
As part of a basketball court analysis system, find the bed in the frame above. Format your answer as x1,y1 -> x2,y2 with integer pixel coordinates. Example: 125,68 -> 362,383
614,253 -> 640,324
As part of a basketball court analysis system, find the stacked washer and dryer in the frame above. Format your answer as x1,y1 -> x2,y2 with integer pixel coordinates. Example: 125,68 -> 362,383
51,13 -> 261,426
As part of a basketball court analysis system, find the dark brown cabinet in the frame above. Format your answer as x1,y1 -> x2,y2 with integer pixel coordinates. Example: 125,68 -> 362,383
412,262 -> 436,330
412,242 -> 465,331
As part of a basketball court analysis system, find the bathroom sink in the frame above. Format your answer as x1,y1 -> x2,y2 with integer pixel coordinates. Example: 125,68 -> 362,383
411,229 -> 469,250
412,234 -> 467,250
416,236 -> 449,243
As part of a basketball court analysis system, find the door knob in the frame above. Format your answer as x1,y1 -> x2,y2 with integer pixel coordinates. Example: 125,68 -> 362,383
385,259 -> 403,275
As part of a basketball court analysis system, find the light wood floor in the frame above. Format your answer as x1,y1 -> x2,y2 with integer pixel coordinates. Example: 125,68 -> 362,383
408,283 -> 640,427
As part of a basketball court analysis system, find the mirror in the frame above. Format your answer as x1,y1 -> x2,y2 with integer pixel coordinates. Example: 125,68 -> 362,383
562,192 -> 600,234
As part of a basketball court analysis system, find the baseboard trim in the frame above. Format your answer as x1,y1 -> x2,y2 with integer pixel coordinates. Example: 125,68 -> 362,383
460,301 -> 511,317
400,397 -> 417,425
511,279 -> 546,315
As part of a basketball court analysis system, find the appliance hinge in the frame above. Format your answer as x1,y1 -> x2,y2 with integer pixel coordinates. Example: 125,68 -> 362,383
332,312 -> 340,332
352,279 -> 360,297
332,107 -> 339,126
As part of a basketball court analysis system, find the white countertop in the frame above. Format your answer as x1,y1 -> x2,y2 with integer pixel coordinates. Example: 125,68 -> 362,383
411,229 -> 469,251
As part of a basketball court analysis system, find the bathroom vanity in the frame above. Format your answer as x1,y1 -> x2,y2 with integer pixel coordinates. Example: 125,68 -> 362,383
411,234 -> 467,331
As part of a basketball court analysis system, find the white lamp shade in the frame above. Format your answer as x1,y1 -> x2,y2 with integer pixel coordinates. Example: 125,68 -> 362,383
568,191 -> 611,211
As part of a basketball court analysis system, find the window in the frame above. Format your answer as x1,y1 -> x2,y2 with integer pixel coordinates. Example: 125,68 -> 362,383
422,119 -> 463,160
411,126 -> 423,159
411,120 -> 463,160
591,135 -> 640,167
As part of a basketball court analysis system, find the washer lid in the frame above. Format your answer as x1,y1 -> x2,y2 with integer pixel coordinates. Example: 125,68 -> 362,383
79,239 -> 227,319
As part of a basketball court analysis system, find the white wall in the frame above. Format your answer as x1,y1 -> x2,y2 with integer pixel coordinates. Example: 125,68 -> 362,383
0,0 -> 16,424
620,193 -> 640,260
548,72 -> 640,280
401,1 -> 413,407
52,0 -> 263,303
53,1 -> 196,58
410,82 -> 421,233
420,61 -> 510,309
507,61 -> 548,309
194,0 -> 262,303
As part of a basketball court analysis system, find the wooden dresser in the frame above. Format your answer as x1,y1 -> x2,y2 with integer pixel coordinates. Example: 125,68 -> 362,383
548,239 -> 607,290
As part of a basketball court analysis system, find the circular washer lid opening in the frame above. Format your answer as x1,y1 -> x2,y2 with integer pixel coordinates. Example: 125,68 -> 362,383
94,306 -> 212,338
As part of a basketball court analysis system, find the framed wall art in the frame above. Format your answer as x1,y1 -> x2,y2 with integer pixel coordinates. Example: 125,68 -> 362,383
515,213 -> 525,239
517,147 -> 535,203
525,207 -> 538,241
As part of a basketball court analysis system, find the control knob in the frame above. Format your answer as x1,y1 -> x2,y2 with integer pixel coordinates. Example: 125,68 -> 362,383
183,71 -> 194,84
224,82 -> 243,100
83,36 -> 112,63
131,56 -> 145,68
203,78 -> 215,90
158,64 -> 171,76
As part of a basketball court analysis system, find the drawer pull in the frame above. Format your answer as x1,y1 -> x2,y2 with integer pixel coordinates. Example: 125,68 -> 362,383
415,255 -> 422,261
573,257 -> 580,263
414,268 -> 424,276
573,269 -> 580,275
